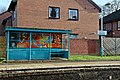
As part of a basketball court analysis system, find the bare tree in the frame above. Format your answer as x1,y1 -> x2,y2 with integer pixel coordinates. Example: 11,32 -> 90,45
103,0 -> 120,16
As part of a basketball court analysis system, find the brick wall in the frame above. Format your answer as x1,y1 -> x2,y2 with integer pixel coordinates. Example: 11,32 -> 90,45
17,0 -> 99,40
87,39 -> 100,55
70,39 -> 100,55
14,0 -> 100,55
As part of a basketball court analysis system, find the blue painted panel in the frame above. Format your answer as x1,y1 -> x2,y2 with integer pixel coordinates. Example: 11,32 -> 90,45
5,27 -> 72,34
31,51 -> 49,60
51,48 -> 62,52
62,51 -> 69,59
31,48 -> 50,60
9,49 -> 29,60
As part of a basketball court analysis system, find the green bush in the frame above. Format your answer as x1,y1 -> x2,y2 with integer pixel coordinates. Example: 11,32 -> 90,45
0,58 -> 6,63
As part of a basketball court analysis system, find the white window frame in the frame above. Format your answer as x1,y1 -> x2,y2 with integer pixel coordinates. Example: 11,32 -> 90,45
49,6 -> 60,19
69,8 -> 79,20
118,21 -> 120,30
70,34 -> 78,39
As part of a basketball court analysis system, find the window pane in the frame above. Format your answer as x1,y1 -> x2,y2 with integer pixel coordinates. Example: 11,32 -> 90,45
51,33 -> 62,48
10,32 -> 19,40
10,41 -> 17,48
56,8 -> 59,18
69,10 -> 73,19
49,7 -> 60,19
69,9 -> 78,20
40,33 -> 50,48
118,21 -> 120,30
17,33 -> 30,48
32,33 -> 50,48
9,32 -> 30,48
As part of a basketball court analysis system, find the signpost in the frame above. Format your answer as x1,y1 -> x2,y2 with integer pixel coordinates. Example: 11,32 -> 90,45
98,30 -> 107,57
98,30 -> 107,36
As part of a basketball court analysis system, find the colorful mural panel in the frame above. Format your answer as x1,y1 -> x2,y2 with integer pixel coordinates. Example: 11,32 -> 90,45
51,33 -> 62,48
17,33 -> 30,48
32,33 -> 62,48
32,33 -> 50,48
9,32 -> 62,48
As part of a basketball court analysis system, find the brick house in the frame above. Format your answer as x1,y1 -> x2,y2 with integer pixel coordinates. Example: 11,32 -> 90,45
104,9 -> 120,37
15,0 -> 100,55
1,0 -> 101,60
0,0 -> 17,58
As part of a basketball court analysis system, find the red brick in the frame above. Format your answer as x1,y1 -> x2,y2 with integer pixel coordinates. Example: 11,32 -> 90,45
16,0 -> 99,40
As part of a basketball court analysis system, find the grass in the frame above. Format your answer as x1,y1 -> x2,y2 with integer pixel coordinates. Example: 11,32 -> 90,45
0,55 -> 120,63
69,55 -> 120,61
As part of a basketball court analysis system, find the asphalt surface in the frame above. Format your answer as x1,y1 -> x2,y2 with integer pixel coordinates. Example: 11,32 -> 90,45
0,61 -> 120,70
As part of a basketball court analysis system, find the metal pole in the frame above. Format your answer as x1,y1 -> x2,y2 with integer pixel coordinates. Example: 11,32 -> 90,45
29,32 -> 32,60
100,7 -> 104,57
49,33 -> 51,60
68,33 -> 70,59
6,31 -> 10,70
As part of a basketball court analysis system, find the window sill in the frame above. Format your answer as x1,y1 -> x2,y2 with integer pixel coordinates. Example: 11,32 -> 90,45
49,17 -> 60,19
68,19 -> 78,21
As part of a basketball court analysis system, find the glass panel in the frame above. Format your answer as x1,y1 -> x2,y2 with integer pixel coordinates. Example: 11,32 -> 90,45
9,32 -> 63,49
62,34 -> 68,50
32,33 -> 50,48
49,7 -> 60,18
118,21 -> 120,30
69,9 -> 78,20
10,32 -> 19,40
40,33 -> 50,48
10,41 -> 17,48
16,33 -> 30,48
51,33 -> 62,48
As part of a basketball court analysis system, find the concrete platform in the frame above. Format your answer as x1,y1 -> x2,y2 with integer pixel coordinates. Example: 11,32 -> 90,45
0,61 -> 120,70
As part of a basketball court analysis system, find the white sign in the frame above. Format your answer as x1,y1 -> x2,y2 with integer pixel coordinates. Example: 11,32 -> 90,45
98,30 -> 107,36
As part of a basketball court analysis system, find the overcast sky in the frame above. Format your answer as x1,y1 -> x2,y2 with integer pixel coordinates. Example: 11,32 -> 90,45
0,0 -> 112,13
0,0 -> 11,13
93,0 -> 112,5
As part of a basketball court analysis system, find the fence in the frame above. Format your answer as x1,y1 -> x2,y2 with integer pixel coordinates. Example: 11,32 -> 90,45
103,37 -> 120,55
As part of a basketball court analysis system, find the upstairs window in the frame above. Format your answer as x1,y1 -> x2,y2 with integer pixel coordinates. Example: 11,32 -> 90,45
118,21 -> 120,30
49,6 -> 60,19
69,9 -> 79,20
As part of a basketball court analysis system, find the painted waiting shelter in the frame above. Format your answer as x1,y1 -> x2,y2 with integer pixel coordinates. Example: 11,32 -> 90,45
5,27 -> 71,60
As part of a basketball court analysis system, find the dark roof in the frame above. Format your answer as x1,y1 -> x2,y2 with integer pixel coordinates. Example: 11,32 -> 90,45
8,0 -> 17,12
0,0 -> 17,15
88,0 -> 101,12
104,9 -> 120,23
0,12 -> 11,22
0,11 -> 8,16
